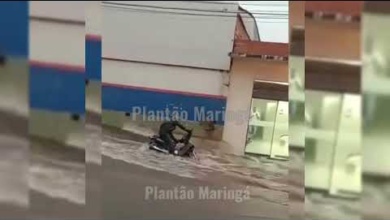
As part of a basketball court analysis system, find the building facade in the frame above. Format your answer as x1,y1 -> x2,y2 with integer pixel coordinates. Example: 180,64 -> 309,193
29,1 -> 87,148
101,1 -> 289,157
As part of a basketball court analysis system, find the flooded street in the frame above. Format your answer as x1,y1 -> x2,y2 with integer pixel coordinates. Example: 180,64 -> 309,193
2,113 -> 384,220
101,125 -> 289,219
4,1 -> 390,219
0,110 -> 29,219
0,111 -> 290,220
28,136 -> 86,219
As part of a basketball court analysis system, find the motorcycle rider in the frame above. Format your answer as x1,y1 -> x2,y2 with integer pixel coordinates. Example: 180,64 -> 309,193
158,118 -> 191,154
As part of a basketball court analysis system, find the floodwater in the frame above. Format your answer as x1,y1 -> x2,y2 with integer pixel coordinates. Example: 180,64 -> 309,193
101,124 -> 289,219
2,113 -> 387,219
0,110 -> 29,219
29,136 -> 86,219
0,109 -> 86,219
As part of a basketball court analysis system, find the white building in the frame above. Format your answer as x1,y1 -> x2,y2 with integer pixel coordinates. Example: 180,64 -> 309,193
102,1 -> 289,157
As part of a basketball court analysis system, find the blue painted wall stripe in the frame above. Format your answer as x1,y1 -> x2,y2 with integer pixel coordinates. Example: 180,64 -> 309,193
28,37 -> 100,114
86,39 -> 101,81
30,65 -> 85,114
0,2 -> 28,57
102,85 -> 227,125
28,36 -> 100,114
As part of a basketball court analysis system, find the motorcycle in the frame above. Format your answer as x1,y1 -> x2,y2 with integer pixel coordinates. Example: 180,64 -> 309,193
148,129 -> 197,159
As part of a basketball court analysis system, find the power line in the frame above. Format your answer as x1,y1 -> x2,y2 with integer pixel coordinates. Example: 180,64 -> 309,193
105,6 -> 288,20
102,5 -> 288,20
189,1 -> 288,7
102,2 -> 288,16
244,10 -> 289,13
186,1 -> 239,5
240,3 -> 288,7
256,21 -> 288,23
102,2 -> 289,17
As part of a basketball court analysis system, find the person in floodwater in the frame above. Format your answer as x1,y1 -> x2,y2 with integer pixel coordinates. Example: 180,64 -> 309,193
158,119 -> 191,154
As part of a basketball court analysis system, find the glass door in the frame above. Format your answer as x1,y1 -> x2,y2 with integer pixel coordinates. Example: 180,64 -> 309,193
270,101 -> 289,159
305,90 -> 343,190
245,98 -> 278,156
329,94 -> 362,196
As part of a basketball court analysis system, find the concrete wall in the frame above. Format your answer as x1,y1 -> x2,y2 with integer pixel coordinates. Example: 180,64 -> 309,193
29,1 -> 86,113
101,1 -> 237,139
0,2 -> 28,57
29,2 -> 86,148
98,1 -> 265,142
0,2 -> 29,208
102,60 -> 228,139
222,58 -> 288,155
86,0 -> 102,82
102,1 -> 238,70
0,2 -> 28,117
102,60 -> 228,120
305,19 -> 361,61
289,1 -> 304,29
103,60 -> 226,97
30,21 -> 84,67
86,1 -> 102,115
0,60 -> 28,118
29,1 -> 101,112
29,110 -> 85,151
86,1 -> 101,37
30,1 -> 86,22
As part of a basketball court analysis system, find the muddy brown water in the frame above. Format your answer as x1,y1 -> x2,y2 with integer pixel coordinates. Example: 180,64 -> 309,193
1,112 -> 388,219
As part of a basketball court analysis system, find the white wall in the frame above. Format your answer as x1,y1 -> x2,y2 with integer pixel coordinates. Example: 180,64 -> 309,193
30,21 -> 85,66
29,1 -> 86,23
28,2 -> 86,150
103,60 -> 225,96
102,1 -> 238,70
86,1 -> 102,36
222,61 -> 254,154
29,2 -> 85,66
223,59 -> 288,155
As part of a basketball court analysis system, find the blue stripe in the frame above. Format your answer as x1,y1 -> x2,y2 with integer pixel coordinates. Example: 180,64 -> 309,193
102,86 -> 227,125
0,1 -> 28,57
86,39 -> 101,81
30,66 -> 85,114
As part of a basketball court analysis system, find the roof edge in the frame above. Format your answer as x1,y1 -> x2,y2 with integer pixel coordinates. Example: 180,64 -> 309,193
238,5 -> 260,41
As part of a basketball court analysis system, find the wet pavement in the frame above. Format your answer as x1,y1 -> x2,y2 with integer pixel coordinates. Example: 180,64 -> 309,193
362,176 -> 390,220
101,125 -> 289,220
29,136 -> 86,219
0,108 -> 87,219
289,148 -> 364,220
1,110 -> 388,219
0,110 -> 29,219
289,147 -> 361,220
287,149 -> 305,219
